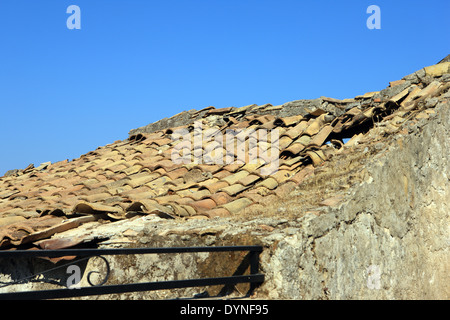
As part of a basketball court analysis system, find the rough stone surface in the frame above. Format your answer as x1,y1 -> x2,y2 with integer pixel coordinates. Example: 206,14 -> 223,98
259,101 -> 449,299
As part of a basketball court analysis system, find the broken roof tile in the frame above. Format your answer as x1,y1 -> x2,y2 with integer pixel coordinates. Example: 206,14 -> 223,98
355,91 -> 378,99
424,61 -> 450,77
308,125 -> 333,147
273,115 -> 303,127
283,120 -> 309,139
271,170 -> 294,184
0,215 -> 70,248
305,149 -> 327,166
206,107 -> 235,115
126,200 -> 175,219
288,164 -> 315,184
389,79 -> 406,87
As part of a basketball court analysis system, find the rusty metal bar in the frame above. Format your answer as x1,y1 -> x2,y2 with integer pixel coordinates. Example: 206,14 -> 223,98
0,274 -> 265,300
0,245 -> 263,258
0,245 -> 264,300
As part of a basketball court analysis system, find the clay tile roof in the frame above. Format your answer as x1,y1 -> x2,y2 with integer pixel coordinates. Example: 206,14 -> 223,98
1,57 -> 449,251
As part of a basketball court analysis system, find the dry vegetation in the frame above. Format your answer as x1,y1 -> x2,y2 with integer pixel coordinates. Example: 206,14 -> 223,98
237,140 -> 385,221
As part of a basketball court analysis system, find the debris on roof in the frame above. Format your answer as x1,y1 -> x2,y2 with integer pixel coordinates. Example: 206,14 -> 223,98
0,57 -> 449,252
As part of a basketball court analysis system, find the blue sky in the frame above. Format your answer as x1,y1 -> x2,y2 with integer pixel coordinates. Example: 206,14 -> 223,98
0,0 -> 449,175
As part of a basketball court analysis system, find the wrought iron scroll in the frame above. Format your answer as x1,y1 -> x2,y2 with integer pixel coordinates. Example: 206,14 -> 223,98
0,254 -> 111,289
0,245 -> 264,300
86,255 -> 111,287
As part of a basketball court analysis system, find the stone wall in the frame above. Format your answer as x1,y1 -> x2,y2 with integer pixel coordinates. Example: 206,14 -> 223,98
258,100 -> 449,299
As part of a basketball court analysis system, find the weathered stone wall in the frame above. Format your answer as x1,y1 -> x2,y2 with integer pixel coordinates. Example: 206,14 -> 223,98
258,100 -> 449,299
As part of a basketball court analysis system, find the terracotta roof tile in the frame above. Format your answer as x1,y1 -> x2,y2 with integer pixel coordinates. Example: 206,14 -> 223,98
279,155 -> 305,168
168,180 -> 199,192
119,164 -> 142,176
206,191 -> 232,206
79,192 -> 112,203
305,149 -> 327,166
303,116 -> 324,136
255,177 -> 278,190
36,235 -> 85,250
222,162 -> 245,173
56,196 -> 82,207
213,169 -> 232,180
194,164 -> 222,174
1,59 -> 448,250
288,164 -> 315,184
273,181 -> 297,197
184,189 -> 211,201
126,200 -> 176,219
239,190 -> 265,204
0,215 -> 27,227
154,194 -> 182,205
219,183 -> 248,196
163,167 -> 189,180
202,180 -> 229,194
278,135 -> 294,150
274,115 -> 304,127
240,162 -> 264,175
220,170 -> 249,185
219,197 -> 253,215
104,172 -> 128,182
237,173 -> 261,186
206,107 -> 235,115
125,190 -> 158,201
271,170 -> 294,184
204,207 -> 230,218
248,114 -> 275,126
283,120 -> 309,139
185,198 -> 217,213
282,141 -> 305,157
308,125 -> 333,147
126,172 -> 161,188
0,215 -> 71,247
173,195 -> 196,205
264,104 -> 283,112
73,202 -> 122,215
161,203 -> 186,217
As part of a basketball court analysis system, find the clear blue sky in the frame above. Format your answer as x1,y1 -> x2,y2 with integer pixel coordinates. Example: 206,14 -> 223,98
0,0 -> 449,175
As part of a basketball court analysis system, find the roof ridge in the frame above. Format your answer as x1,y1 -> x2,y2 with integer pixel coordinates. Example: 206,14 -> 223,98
128,59 -> 449,137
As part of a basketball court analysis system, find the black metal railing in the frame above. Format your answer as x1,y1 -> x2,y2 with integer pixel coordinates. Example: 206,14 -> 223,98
0,245 -> 264,300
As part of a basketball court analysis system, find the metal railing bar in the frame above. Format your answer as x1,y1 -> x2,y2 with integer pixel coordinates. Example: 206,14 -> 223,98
0,245 -> 263,259
0,274 -> 265,300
